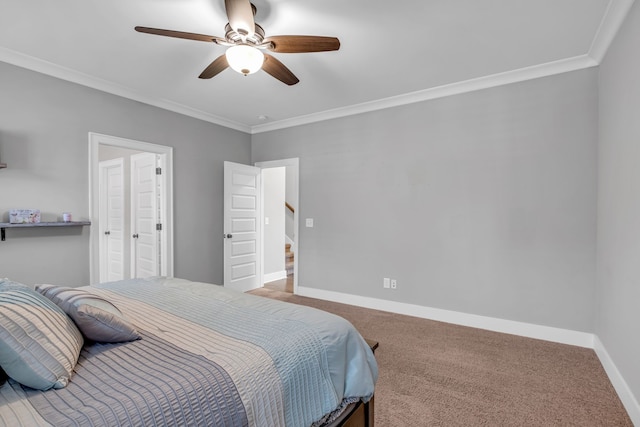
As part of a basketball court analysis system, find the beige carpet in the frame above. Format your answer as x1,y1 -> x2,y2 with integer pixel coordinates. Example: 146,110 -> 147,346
249,287 -> 632,426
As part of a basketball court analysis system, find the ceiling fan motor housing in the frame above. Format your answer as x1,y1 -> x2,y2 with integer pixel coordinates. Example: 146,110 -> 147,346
225,23 -> 266,46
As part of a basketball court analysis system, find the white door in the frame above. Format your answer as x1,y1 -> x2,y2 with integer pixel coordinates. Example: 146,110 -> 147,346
89,133 -> 174,285
99,158 -> 125,282
131,152 -> 159,278
224,161 -> 262,292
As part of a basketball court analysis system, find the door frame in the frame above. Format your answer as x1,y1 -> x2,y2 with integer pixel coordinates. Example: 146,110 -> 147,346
89,132 -> 174,285
255,158 -> 299,294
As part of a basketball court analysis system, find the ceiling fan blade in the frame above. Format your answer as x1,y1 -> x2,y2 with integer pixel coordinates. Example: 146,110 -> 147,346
225,0 -> 255,37
262,54 -> 299,86
135,26 -> 225,44
199,55 -> 229,79
264,36 -> 340,53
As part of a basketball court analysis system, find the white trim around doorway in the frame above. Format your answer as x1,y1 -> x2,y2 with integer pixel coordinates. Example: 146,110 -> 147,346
88,132 -> 174,285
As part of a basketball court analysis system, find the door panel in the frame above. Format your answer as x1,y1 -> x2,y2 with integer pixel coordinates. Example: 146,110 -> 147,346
131,152 -> 159,278
224,161 -> 261,292
99,159 -> 125,282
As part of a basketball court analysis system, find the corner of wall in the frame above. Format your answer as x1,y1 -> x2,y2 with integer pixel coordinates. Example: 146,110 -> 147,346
594,336 -> 640,425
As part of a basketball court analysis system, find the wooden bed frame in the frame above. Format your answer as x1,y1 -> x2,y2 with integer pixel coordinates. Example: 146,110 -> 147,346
327,339 -> 378,427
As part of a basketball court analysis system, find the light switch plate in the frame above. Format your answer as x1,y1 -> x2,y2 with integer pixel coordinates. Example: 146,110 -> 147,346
305,218 -> 314,227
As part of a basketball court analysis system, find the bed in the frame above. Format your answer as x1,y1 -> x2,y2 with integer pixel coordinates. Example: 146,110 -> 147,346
0,277 -> 378,427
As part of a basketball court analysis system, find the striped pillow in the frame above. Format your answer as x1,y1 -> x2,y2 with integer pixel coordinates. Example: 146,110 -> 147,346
36,284 -> 140,343
0,283 -> 83,390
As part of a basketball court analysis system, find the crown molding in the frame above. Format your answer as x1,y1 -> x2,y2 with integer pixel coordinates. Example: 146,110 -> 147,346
3,0 -> 634,136
252,0 -> 636,134
0,47 -> 605,137
0,47 -> 251,134
251,55 -> 598,134
589,0 -> 636,63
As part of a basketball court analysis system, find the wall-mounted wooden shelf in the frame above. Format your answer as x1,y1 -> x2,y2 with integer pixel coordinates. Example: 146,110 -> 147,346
0,221 -> 91,241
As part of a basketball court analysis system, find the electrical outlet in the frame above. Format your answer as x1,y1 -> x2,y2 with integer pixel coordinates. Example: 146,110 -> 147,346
305,218 -> 314,228
391,279 -> 397,289
383,278 -> 390,289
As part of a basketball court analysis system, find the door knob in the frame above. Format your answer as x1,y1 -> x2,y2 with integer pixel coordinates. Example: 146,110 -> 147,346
133,233 -> 139,239
104,231 -> 111,235
224,233 -> 233,239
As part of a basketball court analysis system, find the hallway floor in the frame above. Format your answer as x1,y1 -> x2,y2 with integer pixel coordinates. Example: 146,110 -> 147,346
264,274 -> 293,293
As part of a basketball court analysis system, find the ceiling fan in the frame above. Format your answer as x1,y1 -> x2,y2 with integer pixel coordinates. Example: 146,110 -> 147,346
135,0 -> 340,86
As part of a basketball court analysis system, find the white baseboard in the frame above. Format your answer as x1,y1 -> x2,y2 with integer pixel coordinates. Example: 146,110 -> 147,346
295,286 -> 639,422
263,270 -> 287,283
296,286 -> 594,348
594,336 -> 640,426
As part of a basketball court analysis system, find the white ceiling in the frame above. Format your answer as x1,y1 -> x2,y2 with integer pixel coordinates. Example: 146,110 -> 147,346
0,0 -> 634,133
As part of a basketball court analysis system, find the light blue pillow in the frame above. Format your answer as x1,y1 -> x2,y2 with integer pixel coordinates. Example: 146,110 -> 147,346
0,281 -> 84,390
0,277 -> 29,291
36,284 -> 140,343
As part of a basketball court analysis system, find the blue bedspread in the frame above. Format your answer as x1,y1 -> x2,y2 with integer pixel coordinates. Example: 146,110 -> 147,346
0,277 -> 378,427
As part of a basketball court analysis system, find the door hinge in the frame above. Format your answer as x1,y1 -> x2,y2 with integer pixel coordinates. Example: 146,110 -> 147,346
156,167 -> 162,175
156,223 -> 162,231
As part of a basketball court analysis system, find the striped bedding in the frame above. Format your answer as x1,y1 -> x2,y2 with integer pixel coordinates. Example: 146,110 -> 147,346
0,277 -> 378,427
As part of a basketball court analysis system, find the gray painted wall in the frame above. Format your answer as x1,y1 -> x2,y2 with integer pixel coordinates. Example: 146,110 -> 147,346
253,69 -> 598,332
0,61 -> 251,286
597,0 -> 640,407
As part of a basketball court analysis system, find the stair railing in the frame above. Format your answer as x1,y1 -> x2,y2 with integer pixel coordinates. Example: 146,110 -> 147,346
285,202 -> 295,213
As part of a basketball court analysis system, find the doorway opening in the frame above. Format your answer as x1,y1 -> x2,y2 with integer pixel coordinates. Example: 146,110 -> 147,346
89,133 -> 174,285
256,158 -> 299,294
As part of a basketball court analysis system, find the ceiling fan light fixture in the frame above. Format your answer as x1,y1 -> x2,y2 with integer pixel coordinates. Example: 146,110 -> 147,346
226,44 -> 264,75
135,1 -> 340,85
